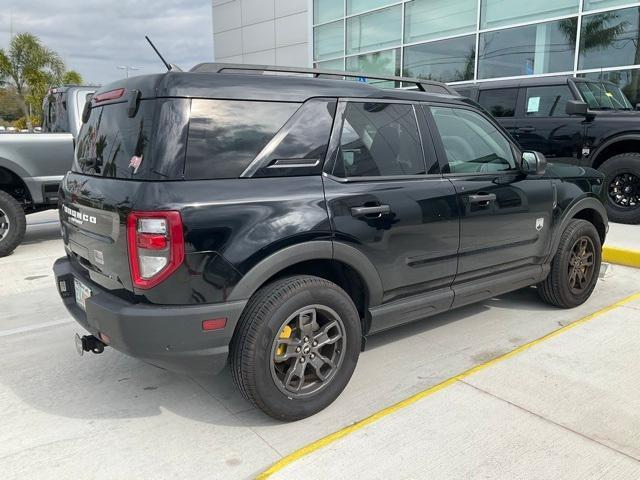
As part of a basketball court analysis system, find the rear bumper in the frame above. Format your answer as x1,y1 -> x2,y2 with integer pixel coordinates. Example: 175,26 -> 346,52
53,256 -> 247,375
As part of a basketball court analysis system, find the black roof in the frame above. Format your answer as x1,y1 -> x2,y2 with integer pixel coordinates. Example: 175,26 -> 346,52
97,64 -> 464,104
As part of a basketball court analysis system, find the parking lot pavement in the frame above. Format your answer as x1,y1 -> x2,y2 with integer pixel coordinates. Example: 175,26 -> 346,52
1,214 -> 639,479
269,295 -> 640,480
606,222 -> 640,251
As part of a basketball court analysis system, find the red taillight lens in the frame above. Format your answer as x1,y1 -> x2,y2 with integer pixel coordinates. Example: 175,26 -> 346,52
93,88 -> 125,104
127,211 -> 184,289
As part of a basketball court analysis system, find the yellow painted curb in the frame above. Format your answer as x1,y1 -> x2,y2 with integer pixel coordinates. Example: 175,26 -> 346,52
603,246 -> 640,268
256,291 -> 640,479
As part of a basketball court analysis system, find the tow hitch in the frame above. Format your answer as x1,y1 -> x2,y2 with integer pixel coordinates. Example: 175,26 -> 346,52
75,334 -> 107,355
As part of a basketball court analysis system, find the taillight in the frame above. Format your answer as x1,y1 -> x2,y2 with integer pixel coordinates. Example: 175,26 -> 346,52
93,88 -> 125,104
127,211 -> 184,289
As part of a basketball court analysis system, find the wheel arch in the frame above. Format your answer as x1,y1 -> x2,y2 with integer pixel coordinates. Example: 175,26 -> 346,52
227,241 -> 384,332
547,198 -> 608,263
590,134 -> 640,170
0,164 -> 33,203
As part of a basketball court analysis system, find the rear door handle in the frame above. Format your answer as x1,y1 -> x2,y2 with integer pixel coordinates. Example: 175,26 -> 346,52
468,193 -> 497,206
517,126 -> 536,133
351,205 -> 391,217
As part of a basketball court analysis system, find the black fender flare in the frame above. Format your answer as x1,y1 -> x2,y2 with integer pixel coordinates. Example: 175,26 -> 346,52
545,197 -> 608,263
227,240 -> 384,306
590,133 -> 640,168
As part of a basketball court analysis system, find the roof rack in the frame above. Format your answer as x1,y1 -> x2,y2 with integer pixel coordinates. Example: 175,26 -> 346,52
189,63 -> 456,95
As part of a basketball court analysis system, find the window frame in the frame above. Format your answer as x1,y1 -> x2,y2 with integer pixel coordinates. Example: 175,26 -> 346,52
422,102 -> 522,177
477,87 -> 520,119
323,98 -> 439,182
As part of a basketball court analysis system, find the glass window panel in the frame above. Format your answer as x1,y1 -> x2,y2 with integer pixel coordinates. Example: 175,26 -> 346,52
346,49 -> 401,87
579,7 -> 640,70
347,0 -> 395,16
481,0 -> 579,29
584,0 -> 633,11
315,58 -> 345,70
314,21 -> 344,61
334,102 -> 426,177
403,35 -> 475,83
524,85 -> 573,116
430,107 -> 516,173
404,0 -> 477,43
314,0 -> 343,24
478,18 -> 577,79
346,5 -> 402,55
478,88 -> 518,117
579,69 -> 640,106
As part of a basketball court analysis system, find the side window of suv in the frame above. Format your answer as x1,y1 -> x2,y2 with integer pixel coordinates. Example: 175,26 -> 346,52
430,106 -> 516,174
525,85 -> 572,117
477,88 -> 518,117
332,102 -> 429,178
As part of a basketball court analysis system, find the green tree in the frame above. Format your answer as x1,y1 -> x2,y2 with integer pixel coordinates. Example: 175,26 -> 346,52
61,70 -> 83,85
0,33 -> 64,131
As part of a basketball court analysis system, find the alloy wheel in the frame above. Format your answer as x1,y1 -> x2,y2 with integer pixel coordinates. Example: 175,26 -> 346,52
270,305 -> 346,398
0,207 -> 10,241
567,236 -> 596,295
608,172 -> 640,208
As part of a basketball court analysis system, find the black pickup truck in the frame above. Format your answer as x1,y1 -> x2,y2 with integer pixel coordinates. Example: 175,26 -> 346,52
456,77 -> 640,224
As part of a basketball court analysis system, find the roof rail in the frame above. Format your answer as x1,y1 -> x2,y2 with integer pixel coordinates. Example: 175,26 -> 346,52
189,63 -> 456,95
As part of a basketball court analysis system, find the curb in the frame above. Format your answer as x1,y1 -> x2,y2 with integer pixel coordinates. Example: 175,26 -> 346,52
602,246 -> 640,268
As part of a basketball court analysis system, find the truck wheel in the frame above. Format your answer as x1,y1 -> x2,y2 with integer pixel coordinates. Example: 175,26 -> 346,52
538,219 -> 601,309
230,275 -> 361,421
599,152 -> 640,224
0,190 -> 26,257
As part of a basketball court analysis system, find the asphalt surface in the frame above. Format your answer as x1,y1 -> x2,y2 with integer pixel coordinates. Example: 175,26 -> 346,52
1,210 -> 639,479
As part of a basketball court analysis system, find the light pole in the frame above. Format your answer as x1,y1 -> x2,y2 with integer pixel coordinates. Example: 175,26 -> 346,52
117,65 -> 140,78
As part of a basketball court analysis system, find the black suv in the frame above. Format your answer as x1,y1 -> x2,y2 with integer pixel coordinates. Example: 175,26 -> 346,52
53,64 -> 607,420
456,76 -> 640,224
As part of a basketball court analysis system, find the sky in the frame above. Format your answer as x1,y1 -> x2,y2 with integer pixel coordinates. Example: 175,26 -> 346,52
0,0 -> 213,85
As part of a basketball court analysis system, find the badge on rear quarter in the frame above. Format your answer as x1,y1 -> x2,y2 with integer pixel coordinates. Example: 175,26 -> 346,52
536,218 -> 544,231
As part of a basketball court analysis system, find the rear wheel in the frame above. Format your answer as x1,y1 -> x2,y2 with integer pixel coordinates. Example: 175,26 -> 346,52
0,190 -> 26,257
230,275 -> 361,421
599,152 -> 640,224
538,219 -> 601,308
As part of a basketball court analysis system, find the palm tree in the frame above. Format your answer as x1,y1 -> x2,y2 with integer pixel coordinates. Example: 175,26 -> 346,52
558,13 -> 628,64
0,33 -> 64,131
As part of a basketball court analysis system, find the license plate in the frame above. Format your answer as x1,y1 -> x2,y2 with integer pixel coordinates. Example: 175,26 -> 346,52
74,278 -> 92,311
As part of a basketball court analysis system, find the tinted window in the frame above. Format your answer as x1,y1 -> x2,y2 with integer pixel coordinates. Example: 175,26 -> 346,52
42,93 -> 70,133
404,0 -> 477,43
478,18 -> 577,79
430,107 -> 516,173
185,100 -> 300,180
333,102 -> 427,178
249,99 -> 337,177
74,100 -> 155,179
403,34 -> 475,83
481,0 -> 578,29
478,88 -> 518,117
525,85 -> 573,117
346,5 -> 402,55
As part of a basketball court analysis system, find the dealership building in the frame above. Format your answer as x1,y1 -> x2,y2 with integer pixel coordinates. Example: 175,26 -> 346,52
212,0 -> 640,103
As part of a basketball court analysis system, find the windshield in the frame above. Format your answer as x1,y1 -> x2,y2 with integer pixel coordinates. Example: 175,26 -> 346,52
576,81 -> 633,110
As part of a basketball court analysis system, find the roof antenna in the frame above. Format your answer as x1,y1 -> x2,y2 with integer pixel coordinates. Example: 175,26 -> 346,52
145,36 -> 181,72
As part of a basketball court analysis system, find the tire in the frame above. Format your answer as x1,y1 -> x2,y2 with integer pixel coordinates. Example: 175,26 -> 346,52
230,275 -> 361,421
538,219 -> 601,309
0,190 -> 26,257
599,152 -> 640,224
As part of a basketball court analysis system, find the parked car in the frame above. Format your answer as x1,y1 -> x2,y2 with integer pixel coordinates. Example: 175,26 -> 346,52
455,77 -> 640,224
0,85 -> 95,256
53,64 -> 607,421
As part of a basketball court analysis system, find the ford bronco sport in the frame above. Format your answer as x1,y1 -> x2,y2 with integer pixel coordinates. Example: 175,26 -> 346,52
456,76 -> 640,224
53,64 -> 607,421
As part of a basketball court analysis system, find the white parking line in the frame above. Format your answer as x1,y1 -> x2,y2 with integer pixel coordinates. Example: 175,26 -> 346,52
0,319 -> 72,338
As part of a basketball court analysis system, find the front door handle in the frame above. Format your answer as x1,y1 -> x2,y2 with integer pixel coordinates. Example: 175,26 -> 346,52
468,193 -> 497,206
517,126 -> 536,133
351,204 -> 391,217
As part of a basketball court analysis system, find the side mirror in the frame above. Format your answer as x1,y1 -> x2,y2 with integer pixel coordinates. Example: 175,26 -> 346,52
565,100 -> 588,116
521,151 -> 546,175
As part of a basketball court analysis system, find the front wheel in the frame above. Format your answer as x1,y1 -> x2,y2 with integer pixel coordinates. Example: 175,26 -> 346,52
230,275 -> 361,421
0,190 -> 26,257
599,152 -> 640,224
538,219 -> 601,308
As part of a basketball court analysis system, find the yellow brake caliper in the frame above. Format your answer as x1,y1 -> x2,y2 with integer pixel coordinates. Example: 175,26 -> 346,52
276,325 -> 293,357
